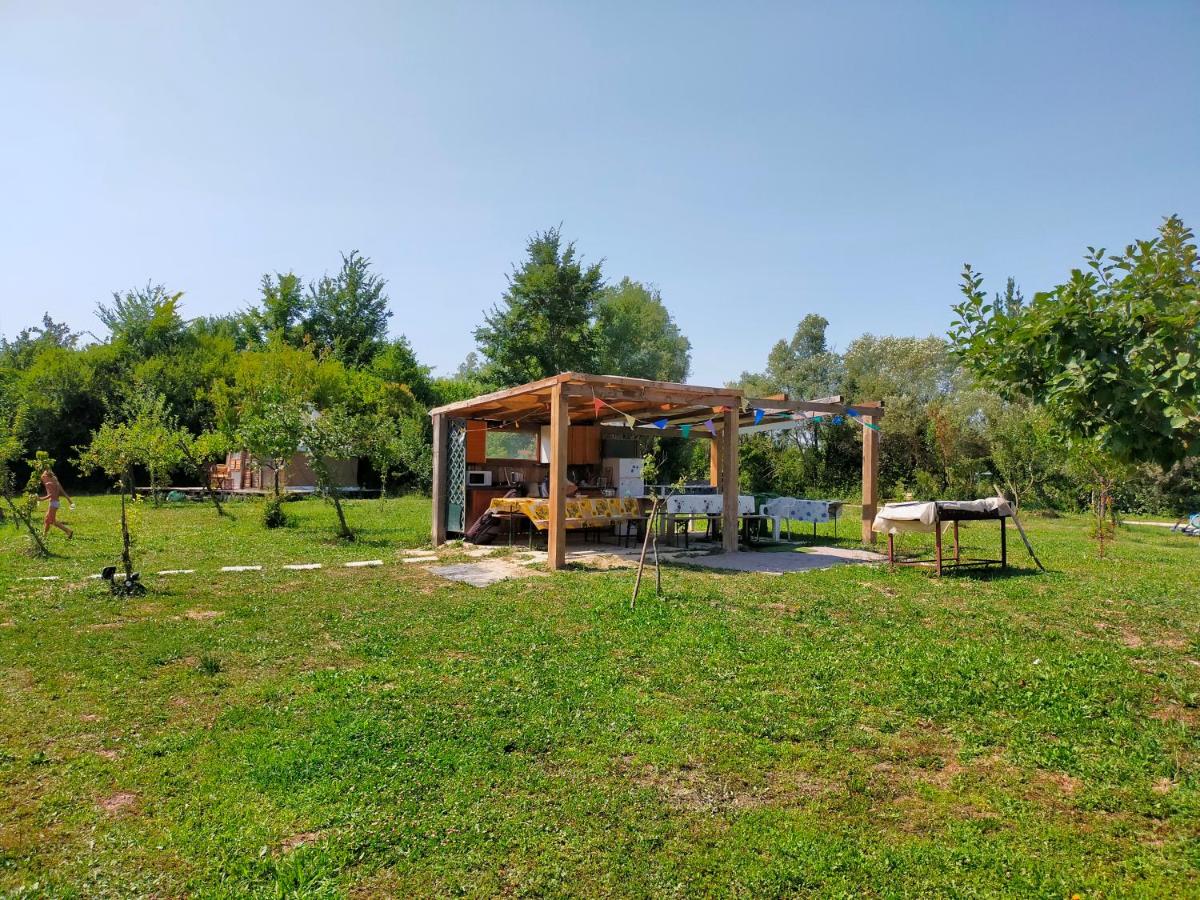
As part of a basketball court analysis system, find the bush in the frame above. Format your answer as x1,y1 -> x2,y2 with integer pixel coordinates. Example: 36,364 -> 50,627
262,495 -> 288,529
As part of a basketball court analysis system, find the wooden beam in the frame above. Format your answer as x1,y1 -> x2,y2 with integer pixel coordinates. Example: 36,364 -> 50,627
547,383 -> 569,570
709,438 -> 719,487
721,406 -> 739,552
562,371 -> 741,398
861,412 -> 879,544
428,374 -> 564,417
430,414 -> 448,546
563,384 -> 739,410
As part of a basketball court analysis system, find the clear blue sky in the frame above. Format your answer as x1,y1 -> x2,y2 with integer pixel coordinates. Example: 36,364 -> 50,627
2,2 -> 1197,385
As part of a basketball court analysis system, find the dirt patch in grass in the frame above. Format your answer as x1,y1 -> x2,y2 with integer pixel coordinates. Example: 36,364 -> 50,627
98,791 -> 138,815
94,749 -> 120,761
183,609 -> 223,621
1149,703 -> 1199,727
277,830 -> 324,854
619,756 -> 831,812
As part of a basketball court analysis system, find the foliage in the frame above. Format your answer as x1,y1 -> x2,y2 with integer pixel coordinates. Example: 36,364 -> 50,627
305,251 -> 393,368
593,278 -> 691,381
244,272 -> 309,347
952,215 -> 1200,469
96,283 -> 188,359
475,227 -> 605,384
299,405 -> 363,539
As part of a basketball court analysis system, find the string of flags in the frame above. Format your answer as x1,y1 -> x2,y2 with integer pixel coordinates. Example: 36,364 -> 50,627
589,389 -> 881,435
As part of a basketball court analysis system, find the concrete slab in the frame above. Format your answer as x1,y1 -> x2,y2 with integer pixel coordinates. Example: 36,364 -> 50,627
282,563 -> 323,571
670,546 -> 885,574
428,559 -> 546,587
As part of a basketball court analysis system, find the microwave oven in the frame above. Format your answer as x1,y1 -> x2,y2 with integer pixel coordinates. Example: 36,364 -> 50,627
467,470 -> 493,487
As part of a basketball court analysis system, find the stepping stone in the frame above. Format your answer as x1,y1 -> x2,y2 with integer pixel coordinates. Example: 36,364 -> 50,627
401,557 -> 437,565
19,576 -> 59,581
282,563 -> 323,571
401,549 -> 436,557
157,569 -> 195,576
344,560 -> 383,568
220,565 -> 262,572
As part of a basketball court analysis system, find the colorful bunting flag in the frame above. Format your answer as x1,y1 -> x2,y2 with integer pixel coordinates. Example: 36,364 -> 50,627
654,418 -> 668,429
847,408 -> 859,417
753,408 -> 764,425
833,415 -> 844,425
680,424 -> 692,438
593,398 -> 604,417
624,413 -> 637,428
813,415 -> 823,423
704,418 -> 716,435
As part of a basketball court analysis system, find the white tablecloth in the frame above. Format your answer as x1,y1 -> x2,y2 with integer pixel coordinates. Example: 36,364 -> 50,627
871,498 -> 1012,535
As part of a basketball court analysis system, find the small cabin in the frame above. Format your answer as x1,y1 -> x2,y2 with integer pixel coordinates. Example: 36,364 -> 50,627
211,451 -> 359,493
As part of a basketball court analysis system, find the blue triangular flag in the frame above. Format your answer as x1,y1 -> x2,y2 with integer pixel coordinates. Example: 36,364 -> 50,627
654,418 -> 668,429
833,415 -> 844,425
753,408 -> 764,425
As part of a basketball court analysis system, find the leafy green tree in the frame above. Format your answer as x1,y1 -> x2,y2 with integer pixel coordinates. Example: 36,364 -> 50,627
593,278 -> 691,381
237,392 -> 307,502
952,215 -> 1199,469
77,420 -> 143,589
475,227 -> 604,384
120,388 -> 189,505
245,272 -> 310,347
0,314 -> 80,369
369,337 -> 433,406
986,402 -> 1068,511
300,405 -> 362,539
97,283 -> 188,358
305,252 -> 392,367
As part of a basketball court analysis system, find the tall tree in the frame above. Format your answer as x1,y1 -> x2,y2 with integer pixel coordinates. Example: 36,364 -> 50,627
952,215 -> 1199,468
305,251 -> 392,367
96,283 -> 187,358
593,278 -> 691,382
246,272 -> 309,347
475,227 -> 604,385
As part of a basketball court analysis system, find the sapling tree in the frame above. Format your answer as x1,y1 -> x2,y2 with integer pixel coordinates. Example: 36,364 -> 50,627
359,413 -> 406,502
77,419 -> 143,592
122,389 -> 187,505
300,405 -> 362,540
0,398 -> 48,556
236,391 -> 306,527
177,428 -> 230,517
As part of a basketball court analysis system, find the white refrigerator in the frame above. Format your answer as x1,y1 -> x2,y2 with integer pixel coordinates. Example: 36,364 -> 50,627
603,457 -> 645,498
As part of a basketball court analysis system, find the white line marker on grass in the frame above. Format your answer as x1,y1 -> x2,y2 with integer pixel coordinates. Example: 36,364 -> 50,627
343,560 -> 383,568
282,563 -> 323,570
220,565 -> 263,572
157,569 -> 195,576
18,576 -> 60,581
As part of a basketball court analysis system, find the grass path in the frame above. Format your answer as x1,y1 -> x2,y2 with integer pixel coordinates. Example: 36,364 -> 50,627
1,496 -> 1198,896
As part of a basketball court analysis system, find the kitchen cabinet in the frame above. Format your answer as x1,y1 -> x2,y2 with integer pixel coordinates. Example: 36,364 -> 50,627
466,420 -> 486,464
538,425 -> 600,465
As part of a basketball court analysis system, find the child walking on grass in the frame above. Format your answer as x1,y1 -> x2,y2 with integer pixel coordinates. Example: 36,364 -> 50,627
39,467 -> 74,539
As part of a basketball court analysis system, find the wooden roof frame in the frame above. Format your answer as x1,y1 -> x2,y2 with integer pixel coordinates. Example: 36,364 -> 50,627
428,372 -> 883,429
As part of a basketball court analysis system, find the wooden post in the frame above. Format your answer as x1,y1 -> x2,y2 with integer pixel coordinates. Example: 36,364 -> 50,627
548,383 -> 569,570
953,520 -> 960,564
431,413 -> 448,546
934,516 -> 943,577
1000,518 -> 1007,569
709,438 -> 720,487
861,413 -> 879,544
721,407 -> 739,553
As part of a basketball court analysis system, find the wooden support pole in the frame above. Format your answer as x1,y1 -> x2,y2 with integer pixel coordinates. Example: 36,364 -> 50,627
709,439 -> 720,487
721,407 -> 739,553
430,413 -> 448,546
861,413 -> 879,544
548,383 -> 569,571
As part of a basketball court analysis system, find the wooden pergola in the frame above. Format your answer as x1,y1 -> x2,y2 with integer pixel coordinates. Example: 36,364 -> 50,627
428,372 -> 882,570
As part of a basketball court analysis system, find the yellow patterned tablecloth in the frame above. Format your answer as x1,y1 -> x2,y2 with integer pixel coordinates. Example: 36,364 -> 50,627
489,496 -> 642,531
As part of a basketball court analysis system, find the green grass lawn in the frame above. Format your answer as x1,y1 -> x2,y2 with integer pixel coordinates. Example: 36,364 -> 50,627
1,495 -> 1198,897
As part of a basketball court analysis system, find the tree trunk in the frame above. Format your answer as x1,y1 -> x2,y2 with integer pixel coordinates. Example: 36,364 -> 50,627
120,474 -> 134,580
331,489 -> 352,540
